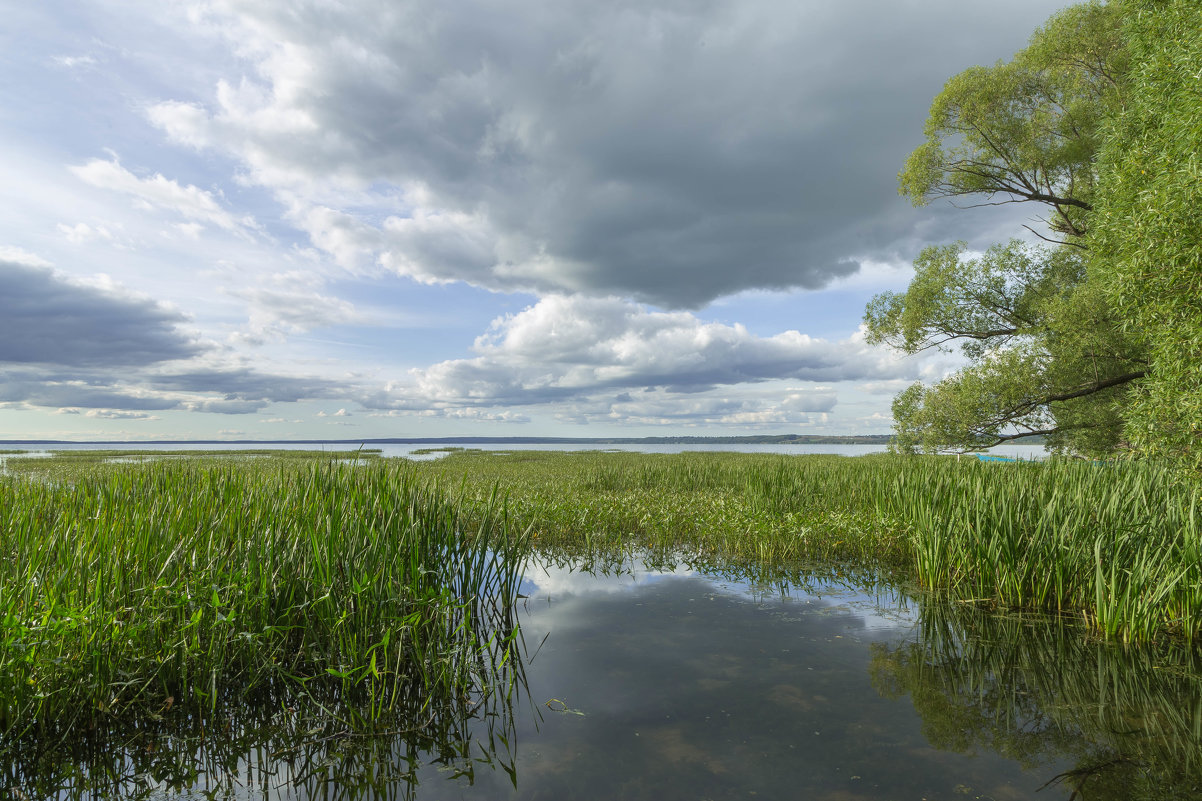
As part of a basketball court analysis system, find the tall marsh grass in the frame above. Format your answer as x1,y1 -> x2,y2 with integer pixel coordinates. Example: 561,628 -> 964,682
0,457 -> 527,751
419,450 -> 1201,642
883,458 -> 1202,642
4,445 -> 1196,754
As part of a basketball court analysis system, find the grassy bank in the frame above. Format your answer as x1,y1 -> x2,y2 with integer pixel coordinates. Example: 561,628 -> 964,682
0,456 -> 526,752
411,450 -> 1201,642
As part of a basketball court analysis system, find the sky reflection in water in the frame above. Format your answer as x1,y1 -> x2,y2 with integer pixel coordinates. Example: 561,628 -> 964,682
408,556 -> 1069,800
26,554 -> 1202,799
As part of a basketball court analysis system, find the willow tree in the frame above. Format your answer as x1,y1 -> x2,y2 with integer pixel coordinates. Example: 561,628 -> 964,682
1091,0 -> 1202,475
867,1 -> 1147,456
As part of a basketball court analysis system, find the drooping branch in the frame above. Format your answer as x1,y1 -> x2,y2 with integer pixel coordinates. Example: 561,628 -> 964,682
936,167 -> 1094,211
1044,370 -> 1147,403
1022,223 -> 1087,250
985,369 -> 1146,424
959,370 -> 1148,450
980,423 -> 1101,448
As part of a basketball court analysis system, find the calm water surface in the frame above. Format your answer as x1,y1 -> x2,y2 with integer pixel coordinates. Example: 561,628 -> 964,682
20,555 -> 1202,800
421,560 -> 1021,801
0,442 -> 1048,460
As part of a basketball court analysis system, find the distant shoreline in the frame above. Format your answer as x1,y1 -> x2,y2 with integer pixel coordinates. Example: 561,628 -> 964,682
0,434 -> 895,446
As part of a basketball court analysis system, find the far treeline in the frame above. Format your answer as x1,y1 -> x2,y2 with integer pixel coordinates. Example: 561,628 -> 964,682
864,0 -> 1202,475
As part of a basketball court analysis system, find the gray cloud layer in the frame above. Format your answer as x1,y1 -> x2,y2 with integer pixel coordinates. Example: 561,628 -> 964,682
0,259 -> 203,366
0,261 -> 350,414
153,0 -> 1062,307
0,366 -> 349,416
0,261 -> 935,425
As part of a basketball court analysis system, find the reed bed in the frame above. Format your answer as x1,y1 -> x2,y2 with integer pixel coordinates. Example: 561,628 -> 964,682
4,623 -> 525,800
0,457 -> 527,754
415,450 -> 1201,642
4,444 -> 1197,749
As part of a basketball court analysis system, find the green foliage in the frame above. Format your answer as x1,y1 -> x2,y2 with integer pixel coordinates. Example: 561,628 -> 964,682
416,449 -> 1202,641
1092,0 -> 1202,476
884,347 -> 1051,454
876,0 -> 1158,457
871,602 -> 1202,799
6,446 -> 1200,773
898,0 -> 1125,240
865,240 -> 1071,360
866,241 -> 1144,455
0,455 -> 526,754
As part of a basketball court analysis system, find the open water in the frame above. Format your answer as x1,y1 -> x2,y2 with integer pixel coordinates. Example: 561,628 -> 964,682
16,554 -> 1202,800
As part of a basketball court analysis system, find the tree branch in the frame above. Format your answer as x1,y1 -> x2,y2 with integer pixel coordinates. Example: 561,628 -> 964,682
1044,370 -> 1147,403
983,425 -> 1096,446
1022,223 -> 1086,249
949,371 -> 1149,451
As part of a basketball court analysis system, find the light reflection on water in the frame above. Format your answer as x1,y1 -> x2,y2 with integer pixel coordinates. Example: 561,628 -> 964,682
0,442 -> 1049,460
11,553 -> 1202,800
404,555 -> 1054,801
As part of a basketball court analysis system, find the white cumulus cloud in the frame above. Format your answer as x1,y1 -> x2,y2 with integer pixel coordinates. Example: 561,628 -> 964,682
403,296 -> 915,405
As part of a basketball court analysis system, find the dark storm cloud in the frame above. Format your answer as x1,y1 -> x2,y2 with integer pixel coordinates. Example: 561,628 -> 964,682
156,0 -> 1069,308
0,261 -> 367,413
0,259 -> 204,366
0,374 -> 181,411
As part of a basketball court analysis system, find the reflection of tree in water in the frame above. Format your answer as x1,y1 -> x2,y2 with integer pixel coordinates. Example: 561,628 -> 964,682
3,605 -> 530,801
870,601 -> 1202,800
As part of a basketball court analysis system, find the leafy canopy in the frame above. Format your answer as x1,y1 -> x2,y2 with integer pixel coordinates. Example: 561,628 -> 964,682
869,1 -> 1149,457
898,0 -> 1125,243
1091,0 -> 1202,474
868,242 -> 1143,455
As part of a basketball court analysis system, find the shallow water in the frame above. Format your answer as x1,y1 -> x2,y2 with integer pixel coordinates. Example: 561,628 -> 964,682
13,555 -> 1202,800
408,560 -> 1057,801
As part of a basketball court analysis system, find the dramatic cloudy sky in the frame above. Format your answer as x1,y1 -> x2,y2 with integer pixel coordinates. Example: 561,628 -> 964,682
0,0 -> 1071,441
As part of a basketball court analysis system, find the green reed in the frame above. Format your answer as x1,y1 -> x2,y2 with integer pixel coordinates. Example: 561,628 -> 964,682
426,451 -> 912,569
4,616 -> 526,800
4,444 -> 1196,740
878,457 -> 1202,642
0,457 -> 527,751
416,450 -> 1201,642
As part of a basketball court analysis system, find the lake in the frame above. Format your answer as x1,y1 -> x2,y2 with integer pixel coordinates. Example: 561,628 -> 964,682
0,441 -> 1048,460
19,553 -> 1200,800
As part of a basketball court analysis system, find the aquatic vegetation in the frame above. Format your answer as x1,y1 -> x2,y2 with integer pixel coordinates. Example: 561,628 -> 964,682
0,457 -> 526,765
418,451 -> 912,568
3,448 -> 1201,798
3,446 -> 1199,762
3,643 -> 525,800
8,447 -> 1199,645
414,450 -> 1202,642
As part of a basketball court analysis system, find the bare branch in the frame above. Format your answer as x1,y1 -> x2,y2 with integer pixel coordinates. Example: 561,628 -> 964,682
1022,223 -> 1086,249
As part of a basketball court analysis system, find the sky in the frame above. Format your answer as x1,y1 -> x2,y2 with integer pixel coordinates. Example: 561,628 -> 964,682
0,0 -> 1072,441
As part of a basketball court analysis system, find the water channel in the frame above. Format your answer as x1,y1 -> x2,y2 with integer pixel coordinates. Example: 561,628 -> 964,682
11,554 -> 1202,800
